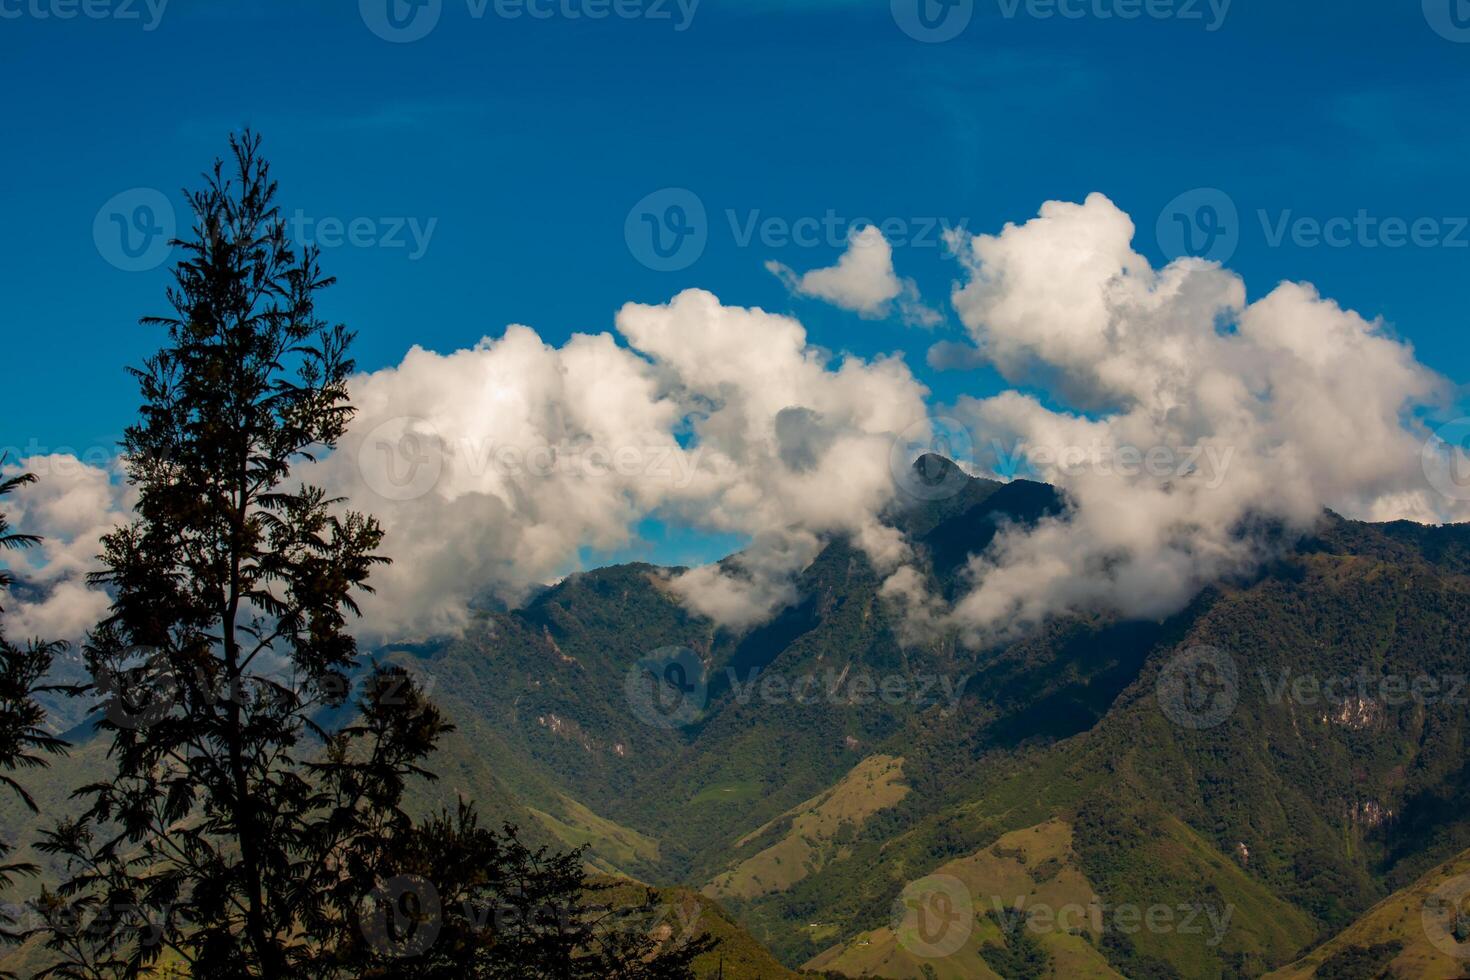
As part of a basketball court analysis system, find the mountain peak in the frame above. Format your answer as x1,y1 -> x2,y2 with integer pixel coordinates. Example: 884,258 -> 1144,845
911,452 -> 968,485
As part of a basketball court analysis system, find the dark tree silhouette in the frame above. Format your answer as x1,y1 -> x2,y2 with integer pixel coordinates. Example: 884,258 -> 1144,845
33,131 -> 440,977
32,133 -> 711,980
314,803 -> 714,978
0,466 -> 69,973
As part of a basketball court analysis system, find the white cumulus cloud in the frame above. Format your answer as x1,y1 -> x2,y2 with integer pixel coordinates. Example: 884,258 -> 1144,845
307,288 -> 930,638
767,225 -> 940,327
1,454 -> 134,641
890,192 -> 1469,645
10,196 -> 1466,652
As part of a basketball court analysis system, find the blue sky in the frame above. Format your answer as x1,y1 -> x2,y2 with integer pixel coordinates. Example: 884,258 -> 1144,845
3,0 -> 1468,569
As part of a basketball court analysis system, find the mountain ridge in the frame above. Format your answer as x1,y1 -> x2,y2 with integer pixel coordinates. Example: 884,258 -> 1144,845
7,459 -> 1470,977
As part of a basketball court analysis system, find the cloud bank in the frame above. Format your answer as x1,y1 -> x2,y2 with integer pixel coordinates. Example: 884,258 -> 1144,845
0,454 -> 132,641
891,192 -> 1467,644
7,194 -> 1466,649
304,287 -> 928,636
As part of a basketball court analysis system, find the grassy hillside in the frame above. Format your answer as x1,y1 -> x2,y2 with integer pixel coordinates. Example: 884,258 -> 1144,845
806,819 -> 1124,979
706,754 -> 909,901
1265,846 -> 1470,979
598,881 -> 816,980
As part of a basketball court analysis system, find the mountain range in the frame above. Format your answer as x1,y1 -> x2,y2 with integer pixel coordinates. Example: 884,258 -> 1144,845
6,457 -> 1470,978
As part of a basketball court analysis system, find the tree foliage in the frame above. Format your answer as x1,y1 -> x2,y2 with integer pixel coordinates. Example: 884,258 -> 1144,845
0,467 -> 69,971
32,133 -> 709,979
